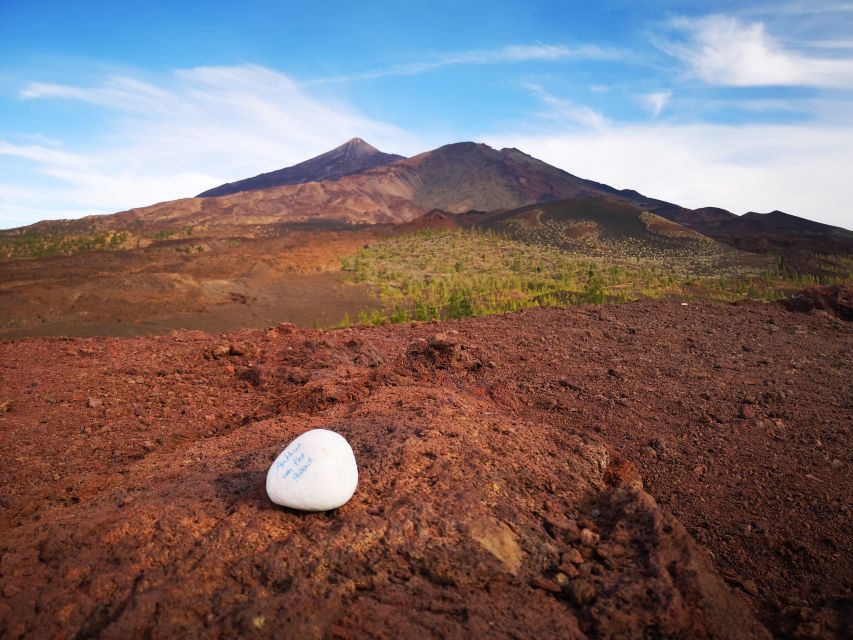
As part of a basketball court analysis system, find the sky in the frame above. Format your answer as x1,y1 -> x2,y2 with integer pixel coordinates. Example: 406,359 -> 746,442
1,0 -> 853,229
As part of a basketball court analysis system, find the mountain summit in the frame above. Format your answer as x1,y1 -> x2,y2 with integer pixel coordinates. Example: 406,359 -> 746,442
197,138 -> 405,197
10,139 -> 850,263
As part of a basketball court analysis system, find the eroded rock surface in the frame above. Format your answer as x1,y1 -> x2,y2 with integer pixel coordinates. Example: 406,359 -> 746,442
2,300 -> 850,638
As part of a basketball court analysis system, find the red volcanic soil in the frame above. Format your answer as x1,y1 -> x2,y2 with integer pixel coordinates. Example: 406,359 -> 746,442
785,284 -> 853,321
1,301 -> 851,638
394,209 -> 463,232
0,229 -> 385,339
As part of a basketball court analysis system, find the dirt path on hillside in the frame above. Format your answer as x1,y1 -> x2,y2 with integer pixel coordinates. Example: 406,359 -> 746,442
0,300 -> 850,638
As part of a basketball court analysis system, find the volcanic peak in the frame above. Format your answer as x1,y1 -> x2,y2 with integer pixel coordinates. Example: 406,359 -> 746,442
197,137 -> 405,198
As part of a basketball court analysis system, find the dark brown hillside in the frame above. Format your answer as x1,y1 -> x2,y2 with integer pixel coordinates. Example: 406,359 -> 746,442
578,191 -> 852,265
700,210 -> 853,254
670,210 -> 853,275
474,197 -> 705,244
607,190 -> 737,227
444,197 -> 767,272
691,206 -> 741,224
400,143 -> 605,213
394,209 -> 464,232
197,138 -> 404,197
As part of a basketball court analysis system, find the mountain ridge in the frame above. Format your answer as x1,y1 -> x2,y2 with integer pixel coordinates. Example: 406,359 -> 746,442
4,139 -> 851,265
196,137 -> 405,197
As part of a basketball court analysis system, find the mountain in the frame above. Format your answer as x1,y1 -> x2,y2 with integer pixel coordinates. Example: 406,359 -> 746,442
5,140 -> 851,267
613,194 -> 737,228
394,209 -> 464,233
469,197 -> 711,247
196,138 -> 405,197
398,142 -> 610,212
466,196 -> 762,271
689,207 -> 740,224
40,141 -> 651,232
704,209 -> 853,249
688,209 -> 853,264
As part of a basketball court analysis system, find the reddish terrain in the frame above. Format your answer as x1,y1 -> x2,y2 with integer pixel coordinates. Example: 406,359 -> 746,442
1,298 -> 850,638
0,228 -> 384,339
197,138 -> 404,198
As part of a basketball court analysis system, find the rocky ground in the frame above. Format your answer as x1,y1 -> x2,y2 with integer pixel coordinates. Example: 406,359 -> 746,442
0,229 -> 382,339
1,296 -> 851,638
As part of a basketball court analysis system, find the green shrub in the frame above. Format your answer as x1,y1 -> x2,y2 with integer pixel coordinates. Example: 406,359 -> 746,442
333,228 -> 853,326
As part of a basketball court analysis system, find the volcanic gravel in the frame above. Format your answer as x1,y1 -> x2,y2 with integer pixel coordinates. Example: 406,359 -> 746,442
1,299 -> 851,638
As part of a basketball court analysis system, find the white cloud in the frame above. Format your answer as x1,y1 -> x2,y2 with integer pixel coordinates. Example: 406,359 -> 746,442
481,121 -> 853,229
524,84 -> 608,129
640,90 -> 672,117
0,183 -> 97,230
799,38 -> 853,50
7,58 -> 852,233
3,64 -> 420,226
308,43 -> 624,85
0,141 -> 89,167
660,14 -> 853,87
490,44 -> 611,62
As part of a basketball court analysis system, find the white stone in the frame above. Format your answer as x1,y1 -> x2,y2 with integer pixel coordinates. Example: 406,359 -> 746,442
266,429 -> 358,511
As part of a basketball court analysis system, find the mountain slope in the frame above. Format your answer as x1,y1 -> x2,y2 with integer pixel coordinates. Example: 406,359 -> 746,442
29,141 -> 639,232
462,197 -> 767,273
472,197 -> 709,245
197,138 -> 404,197
697,210 -> 853,254
707,211 -> 853,275
186,140 -> 673,226
5,140 -> 851,270
399,142 -> 607,212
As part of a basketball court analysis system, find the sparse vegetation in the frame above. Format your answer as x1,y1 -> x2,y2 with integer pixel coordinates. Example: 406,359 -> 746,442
174,244 -> 206,253
338,229 -> 853,326
0,231 -> 130,259
0,221 -> 206,260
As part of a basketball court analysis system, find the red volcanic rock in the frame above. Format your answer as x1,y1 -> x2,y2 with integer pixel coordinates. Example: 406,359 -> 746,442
785,284 -> 853,320
394,209 -> 463,232
1,301 -> 850,637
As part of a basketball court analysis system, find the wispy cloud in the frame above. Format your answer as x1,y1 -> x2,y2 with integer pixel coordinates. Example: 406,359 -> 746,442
3,64 -> 419,226
738,1 -> 853,17
804,39 -> 853,50
640,90 -> 672,117
307,43 -> 625,85
0,182 -> 96,230
524,83 -> 608,129
658,14 -> 853,88
0,141 -> 89,168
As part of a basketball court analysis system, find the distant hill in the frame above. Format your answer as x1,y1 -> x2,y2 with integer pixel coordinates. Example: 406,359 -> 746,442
680,211 -> 853,272
4,139 -> 851,270
27,141 -> 667,231
177,140 -> 688,227
466,197 -> 768,270
196,138 -> 404,197
394,210 -> 464,233
399,142 -> 610,212
696,210 -> 853,252
471,197 -> 708,245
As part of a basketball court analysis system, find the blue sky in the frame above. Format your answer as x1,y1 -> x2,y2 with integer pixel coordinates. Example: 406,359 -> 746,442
1,0 -> 852,228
